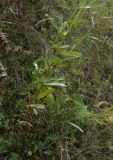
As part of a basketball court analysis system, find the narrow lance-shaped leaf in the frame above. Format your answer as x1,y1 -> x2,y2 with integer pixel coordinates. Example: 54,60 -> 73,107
61,51 -> 81,57
46,82 -> 66,87
28,104 -> 45,109
68,122 -> 83,133
37,88 -> 54,100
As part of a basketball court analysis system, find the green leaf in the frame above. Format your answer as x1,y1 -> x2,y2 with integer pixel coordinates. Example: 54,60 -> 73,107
80,5 -> 92,9
46,82 -> 66,87
34,141 -> 44,151
69,18 -> 86,27
47,133 -> 59,141
37,88 -> 54,100
58,45 -> 70,49
73,94 -> 84,105
10,152 -> 21,160
20,88 -> 29,96
51,57 -> 63,65
28,104 -> 46,109
73,94 -> 88,116
44,150 -> 52,155
59,30 -> 68,36
68,122 -> 83,133
61,51 -> 81,57
44,94 -> 55,106
52,44 -> 69,49
28,150 -> 32,156
18,121 -> 33,127
78,105 -> 88,116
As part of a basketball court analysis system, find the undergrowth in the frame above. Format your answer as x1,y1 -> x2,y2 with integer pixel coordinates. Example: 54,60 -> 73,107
0,0 -> 113,160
